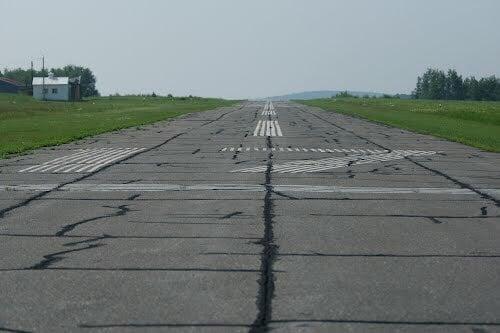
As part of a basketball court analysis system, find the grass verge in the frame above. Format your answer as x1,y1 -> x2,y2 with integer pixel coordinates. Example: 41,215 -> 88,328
298,98 -> 500,152
0,94 -> 238,158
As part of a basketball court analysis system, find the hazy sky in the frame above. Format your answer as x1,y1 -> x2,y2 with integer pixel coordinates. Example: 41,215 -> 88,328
1,0 -> 499,98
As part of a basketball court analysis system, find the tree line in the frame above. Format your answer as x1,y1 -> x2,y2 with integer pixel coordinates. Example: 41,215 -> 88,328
0,65 -> 99,97
413,68 -> 500,101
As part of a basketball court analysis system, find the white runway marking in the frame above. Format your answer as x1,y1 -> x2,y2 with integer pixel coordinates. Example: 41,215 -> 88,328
262,110 -> 276,116
233,150 -> 437,173
18,148 -> 145,173
253,120 -> 283,137
220,147 -> 389,153
1,183 -> 497,196
261,101 -> 276,116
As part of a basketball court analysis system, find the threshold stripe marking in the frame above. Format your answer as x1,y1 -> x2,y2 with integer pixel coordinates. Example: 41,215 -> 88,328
233,150 -> 437,173
18,148 -> 145,174
220,147 -> 389,153
253,120 -> 283,137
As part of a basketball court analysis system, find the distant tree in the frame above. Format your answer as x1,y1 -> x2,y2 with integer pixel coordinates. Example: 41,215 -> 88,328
51,65 -> 99,97
464,77 -> 481,100
478,76 -> 498,101
1,65 -> 98,97
337,91 -> 354,98
495,79 -> 500,101
413,76 -> 423,98
415,68 -> 500,101
445,69 -> 465,100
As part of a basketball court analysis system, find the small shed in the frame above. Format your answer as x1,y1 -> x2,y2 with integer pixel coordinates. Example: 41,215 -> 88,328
0,77 -> 24,94
32,75 -> 81,101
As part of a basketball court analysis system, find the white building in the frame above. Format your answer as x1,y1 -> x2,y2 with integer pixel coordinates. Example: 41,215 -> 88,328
32,75 -> 81,101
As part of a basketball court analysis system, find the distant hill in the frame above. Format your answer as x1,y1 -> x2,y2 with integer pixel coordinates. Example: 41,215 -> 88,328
263,90 -> 384,101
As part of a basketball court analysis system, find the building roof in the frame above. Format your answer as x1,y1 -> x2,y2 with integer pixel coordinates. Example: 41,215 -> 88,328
0,77 -> 24,87
33,77 -> 69,85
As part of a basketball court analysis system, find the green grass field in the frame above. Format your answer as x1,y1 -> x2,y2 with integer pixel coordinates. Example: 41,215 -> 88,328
0,94 -> 237,158
299,98 -> 500,152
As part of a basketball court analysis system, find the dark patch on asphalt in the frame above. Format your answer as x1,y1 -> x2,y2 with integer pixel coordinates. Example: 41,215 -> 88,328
192,148 -> 201,155
215,129 -> 224,134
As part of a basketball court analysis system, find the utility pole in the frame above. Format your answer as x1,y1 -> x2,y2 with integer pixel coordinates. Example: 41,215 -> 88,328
42,56 -> 46,101
30,61 -> 34,95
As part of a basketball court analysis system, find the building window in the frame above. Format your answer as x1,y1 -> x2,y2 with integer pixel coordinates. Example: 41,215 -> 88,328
52,88 -> 58,94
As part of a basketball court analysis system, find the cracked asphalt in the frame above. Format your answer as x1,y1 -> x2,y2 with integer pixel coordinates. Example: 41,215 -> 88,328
0,101 -> 499,332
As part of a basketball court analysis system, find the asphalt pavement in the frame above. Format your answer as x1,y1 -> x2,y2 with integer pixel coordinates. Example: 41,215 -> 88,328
0,101 -> 499,332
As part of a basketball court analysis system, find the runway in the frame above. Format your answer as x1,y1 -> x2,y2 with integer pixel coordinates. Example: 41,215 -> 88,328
0,101 -> 499,332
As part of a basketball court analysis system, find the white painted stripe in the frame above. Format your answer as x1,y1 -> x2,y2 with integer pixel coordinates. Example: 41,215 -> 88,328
221,148 -> 227,152
274,121 -> 283,137
260,120 -> 266,136
19,148 -> 139,174
70,149 -> 139,172
270,120 -> 276,137
83,148 -> 145,173
253,120 -> 262,136
2,183 -> 493,196
234,150 -> 437,174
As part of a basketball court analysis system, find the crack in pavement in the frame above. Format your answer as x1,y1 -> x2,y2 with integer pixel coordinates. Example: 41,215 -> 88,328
302,107 -> 500,207
55,204 -> 133,237
0,103 -> 246,221
250,136 -> 278,333
27,244 -> 103,270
